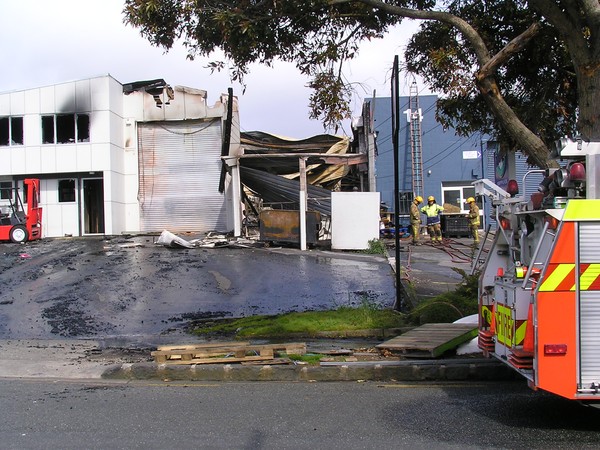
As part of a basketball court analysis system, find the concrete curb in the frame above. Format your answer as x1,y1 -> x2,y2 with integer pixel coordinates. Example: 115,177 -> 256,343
102,358 -> 519,382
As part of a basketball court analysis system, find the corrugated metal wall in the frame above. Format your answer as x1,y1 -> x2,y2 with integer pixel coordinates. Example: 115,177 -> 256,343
484,145 -> 544,228
138,120 -> 228,233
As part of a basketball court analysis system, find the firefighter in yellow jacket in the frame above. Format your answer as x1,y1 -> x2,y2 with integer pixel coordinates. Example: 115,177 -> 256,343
421,196 -> 444,243
409,196 -> 423,245
467,197 -> 480,245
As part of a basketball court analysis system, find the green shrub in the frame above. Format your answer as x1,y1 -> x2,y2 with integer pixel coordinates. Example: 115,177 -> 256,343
408,268 -> 479,325
364,238 -> 386,255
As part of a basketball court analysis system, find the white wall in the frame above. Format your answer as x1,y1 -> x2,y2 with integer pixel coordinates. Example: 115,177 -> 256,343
1,75 -> 240,237
331,192 -> 381,250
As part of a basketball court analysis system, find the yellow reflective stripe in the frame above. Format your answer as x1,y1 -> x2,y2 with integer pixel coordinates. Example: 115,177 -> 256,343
562,199 -> 600,221
539,263 -> 576,291
481,305 -> 492,326
580,264 -> 600,291
514,321 -> 526,346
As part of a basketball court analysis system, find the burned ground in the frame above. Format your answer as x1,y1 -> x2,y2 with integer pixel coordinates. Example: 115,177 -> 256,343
0,236 -> 395,347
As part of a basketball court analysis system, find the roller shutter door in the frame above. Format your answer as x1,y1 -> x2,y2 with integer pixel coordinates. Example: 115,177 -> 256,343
138,120 -> 228,232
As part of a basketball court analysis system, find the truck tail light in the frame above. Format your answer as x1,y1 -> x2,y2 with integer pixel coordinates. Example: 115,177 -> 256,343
544,215 -> 559,230
544,344 -> 567,355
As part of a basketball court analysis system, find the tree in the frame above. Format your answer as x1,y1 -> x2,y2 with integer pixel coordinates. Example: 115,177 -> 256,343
123,0 -> 600,169
404,1 -> 578,165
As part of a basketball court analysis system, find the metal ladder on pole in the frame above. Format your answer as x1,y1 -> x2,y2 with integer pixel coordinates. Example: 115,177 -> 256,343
409,82 -> 424,199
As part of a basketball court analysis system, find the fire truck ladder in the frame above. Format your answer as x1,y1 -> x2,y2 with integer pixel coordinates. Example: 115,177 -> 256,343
409,82 -> 424,199
520,221 -> 555,290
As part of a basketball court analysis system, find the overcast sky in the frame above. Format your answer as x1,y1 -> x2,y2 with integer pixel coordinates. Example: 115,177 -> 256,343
0,0 -> 429,139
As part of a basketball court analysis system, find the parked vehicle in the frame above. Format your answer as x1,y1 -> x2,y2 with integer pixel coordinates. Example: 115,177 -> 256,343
0,178 -> 42,243
475,139 -> 600,406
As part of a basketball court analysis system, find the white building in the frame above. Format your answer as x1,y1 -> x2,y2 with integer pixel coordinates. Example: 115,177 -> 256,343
0,75 -> 242,238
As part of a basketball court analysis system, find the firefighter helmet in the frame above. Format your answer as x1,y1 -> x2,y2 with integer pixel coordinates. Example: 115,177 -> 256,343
467,197 -> 475,203
415,196 -> 423,203
427,196 -> 435,202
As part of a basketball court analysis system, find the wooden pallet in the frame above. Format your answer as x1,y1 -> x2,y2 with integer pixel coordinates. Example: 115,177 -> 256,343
152,342 -> 306,365
376,323 -> 478,358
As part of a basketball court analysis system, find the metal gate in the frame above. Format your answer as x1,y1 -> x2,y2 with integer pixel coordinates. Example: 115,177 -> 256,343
137,120 -> 228,233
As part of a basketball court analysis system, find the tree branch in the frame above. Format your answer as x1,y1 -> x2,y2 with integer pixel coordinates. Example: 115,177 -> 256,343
477,23 -> 541,80
344,0 -> 555,168
332,0 -> 492,64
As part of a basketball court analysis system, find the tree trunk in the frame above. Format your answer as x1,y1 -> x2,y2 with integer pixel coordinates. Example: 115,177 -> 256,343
476,77 -> 558,169
576,63 -> 600,142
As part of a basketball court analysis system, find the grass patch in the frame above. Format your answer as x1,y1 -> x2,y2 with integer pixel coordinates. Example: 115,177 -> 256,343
192,300 -> 405,338
190,271 -> 480,338
288,353 -> 326,365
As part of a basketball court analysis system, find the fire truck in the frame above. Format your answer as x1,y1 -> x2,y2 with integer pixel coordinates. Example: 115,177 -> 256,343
0,178 -> 42,243
474,138 -> 600,405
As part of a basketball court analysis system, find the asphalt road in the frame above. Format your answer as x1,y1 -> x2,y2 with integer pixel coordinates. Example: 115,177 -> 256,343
1,378 -> 600,449
0,236 -> 396,346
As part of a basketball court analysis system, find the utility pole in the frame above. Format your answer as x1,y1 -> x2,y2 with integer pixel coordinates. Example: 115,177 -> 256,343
391,56 -> 403,311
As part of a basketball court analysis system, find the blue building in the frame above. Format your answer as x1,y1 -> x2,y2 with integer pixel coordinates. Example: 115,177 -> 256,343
365,91 -> 542,231
370,93 -> 483,222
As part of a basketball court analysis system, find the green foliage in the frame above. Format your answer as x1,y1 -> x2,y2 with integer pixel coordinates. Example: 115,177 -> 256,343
192,301 -> 405,338
404,1 -> 578,152
190,270 -> 481,337
363,238 -> 386,255
122,0 -> 432,131
408,268 -> 479,325
123,0 -> 600,163
288,353 -> 326,365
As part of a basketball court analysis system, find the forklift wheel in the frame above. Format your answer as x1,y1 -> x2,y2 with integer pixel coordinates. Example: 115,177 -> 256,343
9,225 -> 29,243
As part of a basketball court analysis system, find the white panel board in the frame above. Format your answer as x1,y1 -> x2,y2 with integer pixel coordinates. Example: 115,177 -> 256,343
331,192 -> 380,250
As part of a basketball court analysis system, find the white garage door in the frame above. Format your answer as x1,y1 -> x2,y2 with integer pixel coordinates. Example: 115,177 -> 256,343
137,120 -> 228,233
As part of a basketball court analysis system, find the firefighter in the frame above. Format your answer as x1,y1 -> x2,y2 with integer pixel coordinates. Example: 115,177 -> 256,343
421,196 -> 444,243
466,197 -> 480,245
409,196 -> 423,245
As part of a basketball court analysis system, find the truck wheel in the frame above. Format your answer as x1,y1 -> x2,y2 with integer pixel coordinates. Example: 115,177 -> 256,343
9,225 -> 28,243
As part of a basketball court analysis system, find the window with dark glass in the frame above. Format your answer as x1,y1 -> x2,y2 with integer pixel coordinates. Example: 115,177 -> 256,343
0,181 -> 12,200
58,179 -> 76,203
0,117 -> 9,146
56,114 -> 75,143
42,114 -> 89,144
0,117 -> 24,146
42,116 -> 55,144
76,114 -> 90,142
11,117 -> 23,145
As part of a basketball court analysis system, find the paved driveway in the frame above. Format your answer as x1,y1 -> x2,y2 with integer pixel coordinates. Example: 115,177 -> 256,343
0,236 -> 395,345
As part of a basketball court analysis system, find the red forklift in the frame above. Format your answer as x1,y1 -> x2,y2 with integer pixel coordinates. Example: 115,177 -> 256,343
0,178 -> 42,243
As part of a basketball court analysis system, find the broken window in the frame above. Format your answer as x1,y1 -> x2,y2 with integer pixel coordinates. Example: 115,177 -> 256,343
0,118 -> 8,146
42,114 -> 90,144
56,114 -> 76,143
0,117 -> 24,146
42,116 -> 55,144
58,179 -> 76,203
76,114 -> 90,142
